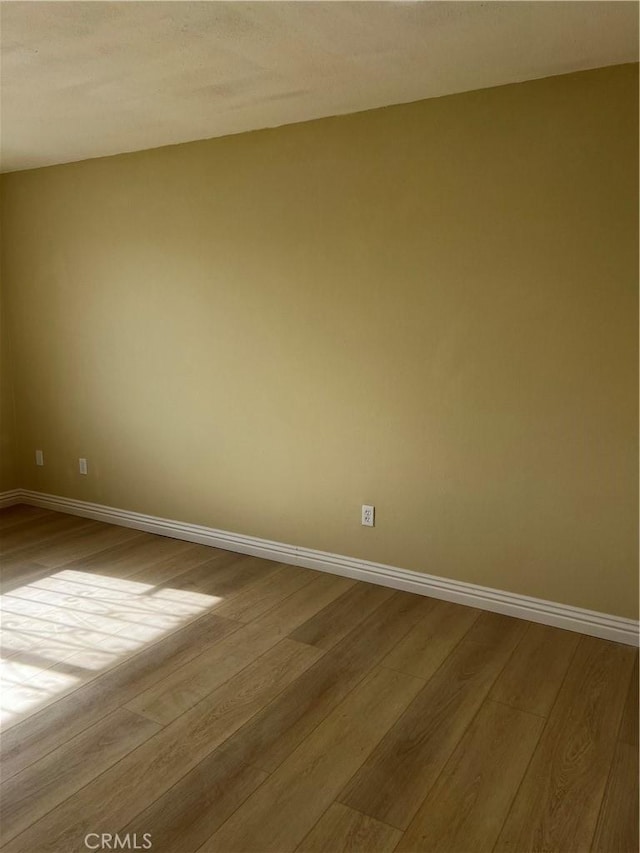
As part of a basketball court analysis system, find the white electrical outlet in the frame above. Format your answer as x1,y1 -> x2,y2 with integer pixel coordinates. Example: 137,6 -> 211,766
361,504 -> 375,527
79,458 -> 88,475
35,449 -> 44,466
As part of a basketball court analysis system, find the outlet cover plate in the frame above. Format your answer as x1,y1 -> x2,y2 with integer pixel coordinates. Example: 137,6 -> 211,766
362,504 -> 375,527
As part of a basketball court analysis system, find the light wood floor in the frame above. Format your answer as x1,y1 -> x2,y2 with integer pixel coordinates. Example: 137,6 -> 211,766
0,505 -> 637,853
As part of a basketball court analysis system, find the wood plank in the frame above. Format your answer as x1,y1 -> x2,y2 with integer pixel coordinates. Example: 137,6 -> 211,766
1,556 -> 239,726
617,652 -> 638,747
125,548 -> 244,591
0,708 -> 161,844
200,666 -> 425,853
490,622 -> 579,717
220,589 -> 431,774
0,609 -> 240,778
1,551 -> 229,674
2,639 -> 321,853
1,524 -> 105,580
12,521 -> 142,570
0,512 -> 92,555
289,582 -> 395,650
495,635 -> 636,853
52,534 -> 200,580
296,803 -> 401,853
1,656 -> 90,730
29,544 -> 223,605
398,700 -> 544,852
3,578 -> 212,640
339,612 -> 527,830
0,560 -> 50,596
380,598 -> 479,680
3,533 -> 197,588
591,740 -> 639,853
0,505 -> 51,531
120,742 -> 269,853
125,573 -> 353,724
213,563 -> 315,622
177,554 -> 282,598
121,543 -> 232,585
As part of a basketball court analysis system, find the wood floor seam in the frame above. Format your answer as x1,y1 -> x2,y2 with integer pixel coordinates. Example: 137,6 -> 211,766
292,799 -> 337,852
0,611 -> 245,779
128,635 -> 329,727
2,638 -> 322,851
1,608 -> 246,736
588,650 -> 638,853
486,648 -> 569,853
0,711 -> 165,845
375,604 -> 481,684
113,742 -> 274,848
247,655 -> 411,778
367,639 -> 531,842
244,658 -> 382,776
485,696 -> 548,721
487,631 -> 583,852
494,637 -> 636,852
615,653 -> 639,747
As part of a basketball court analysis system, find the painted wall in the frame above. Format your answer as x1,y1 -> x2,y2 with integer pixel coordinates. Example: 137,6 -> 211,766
0,312 -> 18,492
0,183 -> 19,492
1,64 -> 637,617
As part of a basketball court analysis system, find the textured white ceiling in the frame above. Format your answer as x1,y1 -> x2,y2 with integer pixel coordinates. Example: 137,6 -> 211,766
1,1 -> 638,173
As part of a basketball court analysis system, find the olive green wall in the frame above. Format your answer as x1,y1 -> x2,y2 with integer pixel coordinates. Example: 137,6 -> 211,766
1,64 -> 637,617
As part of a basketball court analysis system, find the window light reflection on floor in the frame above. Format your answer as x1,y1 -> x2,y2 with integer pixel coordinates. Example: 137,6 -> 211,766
0,569 -> 222,725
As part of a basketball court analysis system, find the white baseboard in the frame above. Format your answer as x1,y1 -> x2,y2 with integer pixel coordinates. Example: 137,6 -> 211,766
0,489 -> 23,508
4,489 -> 638,647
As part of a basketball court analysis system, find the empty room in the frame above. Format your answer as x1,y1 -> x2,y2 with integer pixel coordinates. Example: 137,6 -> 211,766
0,2 -> 638,852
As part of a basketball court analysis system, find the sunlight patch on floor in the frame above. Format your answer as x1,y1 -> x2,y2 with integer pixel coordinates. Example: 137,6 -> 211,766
0,570 -> 222,725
